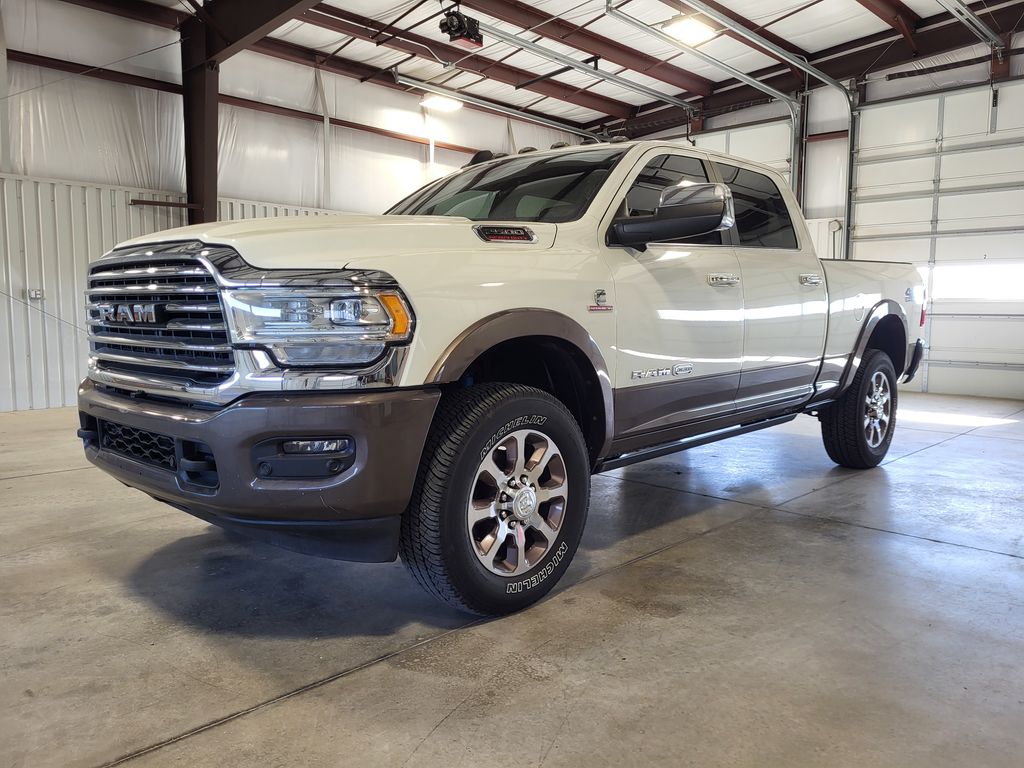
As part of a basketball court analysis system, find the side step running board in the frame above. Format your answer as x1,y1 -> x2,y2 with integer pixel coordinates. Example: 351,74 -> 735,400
594,414 -> 798,473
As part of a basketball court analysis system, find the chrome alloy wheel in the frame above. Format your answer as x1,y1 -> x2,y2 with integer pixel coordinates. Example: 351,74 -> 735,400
864,371 -> 892,448
467,429 -> 569,577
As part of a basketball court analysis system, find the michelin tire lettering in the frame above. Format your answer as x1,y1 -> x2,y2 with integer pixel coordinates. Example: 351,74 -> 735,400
506,541 -> 569,593
479,415 -> 548,460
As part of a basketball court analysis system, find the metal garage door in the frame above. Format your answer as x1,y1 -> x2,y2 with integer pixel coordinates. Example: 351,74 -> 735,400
851,82 -> 1024,399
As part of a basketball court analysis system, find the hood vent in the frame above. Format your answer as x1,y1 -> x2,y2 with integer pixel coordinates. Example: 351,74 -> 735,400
473,225 -> 537,243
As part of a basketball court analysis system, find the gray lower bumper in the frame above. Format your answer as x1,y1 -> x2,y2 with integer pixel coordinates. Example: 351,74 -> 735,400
77,379 -> 440,561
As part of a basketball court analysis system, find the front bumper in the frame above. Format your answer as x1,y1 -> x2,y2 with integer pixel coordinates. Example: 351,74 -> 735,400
78,379 -> 440,561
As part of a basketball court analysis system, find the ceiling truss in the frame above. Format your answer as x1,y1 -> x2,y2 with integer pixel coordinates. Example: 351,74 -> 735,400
46,0 -> 1024,141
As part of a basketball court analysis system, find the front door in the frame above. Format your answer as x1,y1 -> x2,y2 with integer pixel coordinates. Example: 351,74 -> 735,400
600,149 -> 744,444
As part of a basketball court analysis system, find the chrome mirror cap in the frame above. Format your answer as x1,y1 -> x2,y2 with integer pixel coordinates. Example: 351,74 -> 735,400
658,182 -> 735,232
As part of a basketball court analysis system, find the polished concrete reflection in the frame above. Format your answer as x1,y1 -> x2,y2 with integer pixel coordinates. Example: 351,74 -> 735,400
1,392 -> 1022,767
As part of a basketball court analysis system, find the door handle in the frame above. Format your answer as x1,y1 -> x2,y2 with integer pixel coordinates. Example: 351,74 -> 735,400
799,273 -> 823,286
707,273 -> 740,287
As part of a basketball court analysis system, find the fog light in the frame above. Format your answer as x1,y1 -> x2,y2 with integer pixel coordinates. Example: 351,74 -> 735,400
282,438 -> 352,454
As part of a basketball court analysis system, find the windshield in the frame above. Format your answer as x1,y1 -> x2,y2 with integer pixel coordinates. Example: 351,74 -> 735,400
386,147 -> 627,223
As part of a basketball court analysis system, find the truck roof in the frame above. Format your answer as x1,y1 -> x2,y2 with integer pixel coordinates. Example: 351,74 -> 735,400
482,139 -> 783,178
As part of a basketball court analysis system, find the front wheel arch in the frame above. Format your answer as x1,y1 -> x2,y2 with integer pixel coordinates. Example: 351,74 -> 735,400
426,309 -> 614,465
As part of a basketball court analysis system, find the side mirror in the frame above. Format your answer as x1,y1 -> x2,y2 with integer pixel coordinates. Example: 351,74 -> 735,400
609,183 -> 735,250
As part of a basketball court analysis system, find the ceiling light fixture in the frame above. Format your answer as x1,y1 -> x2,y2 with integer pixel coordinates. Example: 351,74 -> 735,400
662,16 -> 716,46
420,95 -> 463,112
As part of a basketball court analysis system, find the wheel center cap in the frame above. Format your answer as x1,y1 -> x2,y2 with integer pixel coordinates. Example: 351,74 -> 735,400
511,487 -> 538,521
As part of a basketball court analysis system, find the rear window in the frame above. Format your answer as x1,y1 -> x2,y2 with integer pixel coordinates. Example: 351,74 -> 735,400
714,163 -> 798,249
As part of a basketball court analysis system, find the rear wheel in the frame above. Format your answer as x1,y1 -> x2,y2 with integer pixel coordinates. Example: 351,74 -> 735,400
400,383 -> 590,616
820,349 -> 898,468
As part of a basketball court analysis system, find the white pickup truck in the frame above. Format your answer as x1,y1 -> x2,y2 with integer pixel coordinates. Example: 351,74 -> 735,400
78,140 -> 925,615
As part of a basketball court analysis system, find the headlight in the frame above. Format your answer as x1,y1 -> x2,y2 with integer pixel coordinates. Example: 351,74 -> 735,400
224,288 -> 413,367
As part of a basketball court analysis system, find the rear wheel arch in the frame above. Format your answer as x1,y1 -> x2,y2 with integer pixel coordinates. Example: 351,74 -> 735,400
426,310 -> 613,466
839,300 -> 908,394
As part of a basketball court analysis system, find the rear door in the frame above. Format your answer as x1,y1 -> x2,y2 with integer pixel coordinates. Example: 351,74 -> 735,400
713,161 -> 828,409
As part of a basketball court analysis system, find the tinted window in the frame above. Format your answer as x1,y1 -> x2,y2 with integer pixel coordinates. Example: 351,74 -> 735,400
714,163 -> 797,249
622,153 -> 721,245
386,147 -> 626,223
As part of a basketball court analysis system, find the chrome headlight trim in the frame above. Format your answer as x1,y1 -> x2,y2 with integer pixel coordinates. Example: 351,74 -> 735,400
87,241 -> 415,404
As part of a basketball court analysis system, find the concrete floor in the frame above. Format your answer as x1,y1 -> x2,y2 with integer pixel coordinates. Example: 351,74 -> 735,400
1,391 -> 1023,768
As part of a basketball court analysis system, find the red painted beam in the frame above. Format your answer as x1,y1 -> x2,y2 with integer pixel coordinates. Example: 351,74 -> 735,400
459,0 -> 714,97
6,49 -> 183,92
676,0 -> 809,58
248,37 -> 590,130
304,7 -> 634,119
614,1 -> 1023,136
806,130 -> 849,143
7,49 -> 478,155
666,0 -> 807,84
856,0 -> 922,53
191,0 -> 322,66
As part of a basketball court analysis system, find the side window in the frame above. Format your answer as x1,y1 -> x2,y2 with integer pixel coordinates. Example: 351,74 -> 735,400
714,163 -> 798,249
622,154 -> 721,245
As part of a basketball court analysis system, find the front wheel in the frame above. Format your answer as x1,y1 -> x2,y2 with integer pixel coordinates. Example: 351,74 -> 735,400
820,348 -> 898,468
400,383 -> 590,616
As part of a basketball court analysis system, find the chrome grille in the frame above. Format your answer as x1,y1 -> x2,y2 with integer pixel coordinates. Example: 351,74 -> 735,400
87,258 -> 234,384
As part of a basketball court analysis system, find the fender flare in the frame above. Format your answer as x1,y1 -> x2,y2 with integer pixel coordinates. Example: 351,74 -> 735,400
838,299 -> 909,394
426,308 -> 615,458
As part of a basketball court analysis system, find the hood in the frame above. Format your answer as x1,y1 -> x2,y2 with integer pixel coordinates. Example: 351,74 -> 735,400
115,214 -> 556,270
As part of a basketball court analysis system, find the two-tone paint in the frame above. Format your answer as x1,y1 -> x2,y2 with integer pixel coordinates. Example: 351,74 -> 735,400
107,141 -> 926,464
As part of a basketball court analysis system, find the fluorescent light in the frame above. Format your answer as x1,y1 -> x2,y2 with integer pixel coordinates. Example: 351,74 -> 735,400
663,16 -> 716,46
420,95 -> 463,112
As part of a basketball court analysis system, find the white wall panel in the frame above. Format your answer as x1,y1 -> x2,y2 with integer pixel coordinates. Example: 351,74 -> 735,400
3,0 -> 181,83
856,156 -> 935,198
940,145 -> 1024,190
936,188 -> 1024,232
925,367 -> 1024,399
853,198 -> 933,237
218,105 -> 324,210
219,51 -> 318,113
693,120 -> 793,179
8,61 -> 186,191
994,80 -> 1024,132
804,218 -> 844,260
693,132 -> 727,154
807,88 -> 850,134
942,89 -> 991,140
703,101 -> 789,131
865,42 -> 993,102
328,127 -> 429,213
803,139 -> 848,220
853,238 -> 931,263
858,98 -> 938,157
934,232 -> 1024,262
727,122 -> 791,171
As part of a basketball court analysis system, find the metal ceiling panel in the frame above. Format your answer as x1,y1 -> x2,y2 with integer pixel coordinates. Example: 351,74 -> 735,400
767,2 -> 892,53
901,1 -> 951,16
270,19 -> 350,52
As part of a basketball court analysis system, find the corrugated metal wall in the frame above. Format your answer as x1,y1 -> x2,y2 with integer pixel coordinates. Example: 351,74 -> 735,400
0,173 -> 338,412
